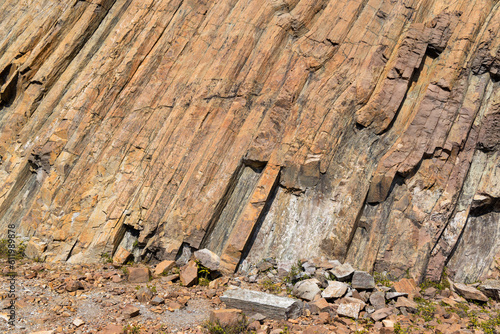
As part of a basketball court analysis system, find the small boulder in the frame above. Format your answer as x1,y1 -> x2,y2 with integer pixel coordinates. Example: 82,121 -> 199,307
392,278 -> 418,295
370,307 -> 392,321
194,248 -> 221,271
321,281 -> 348,299
453,283 -> 488,302
292,279 -> 321,301
65,280 -> 84,292
150,296 -> 165,305
337,302 -> 362,319
209,309 -> 244,327
479,280 -> 500,301
351,271 -> 375,290
307,298 -> 331,314
122,304 -> 140,318
369,291 -> 386,310
128,267 -> 150,283
136,287 -> 153,303
180,260 -> 198,287
154,260 -> 175,276
329,263 -> 354,281
394,297 -> 418,313
385,291 -> 408,300
73,318 -> 85,327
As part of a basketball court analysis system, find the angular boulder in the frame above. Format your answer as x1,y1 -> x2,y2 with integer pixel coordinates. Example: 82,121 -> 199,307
180,260 -> 198,287
329,263 -> 355,281
351,271 -> 375,290
154,260 -> 176,276
321,281 -> 348,299
194,248 -> 221,271
479,280 -> 500,301
292,279 -> 321,301
453,283 -> 488,302
127,267 -> 150,283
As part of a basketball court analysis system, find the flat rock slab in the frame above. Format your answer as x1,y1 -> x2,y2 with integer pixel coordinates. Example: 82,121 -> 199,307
220,288 -> 303,320
371,307 -> 393,321
127,267 -> 150,283
337,302 -> 361,319
479,280 -> 500,301
454,283 -> 488,302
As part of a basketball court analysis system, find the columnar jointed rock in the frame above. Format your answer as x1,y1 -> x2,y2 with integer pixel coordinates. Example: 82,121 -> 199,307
0,0 -> 499,287
220,288 -> 303,320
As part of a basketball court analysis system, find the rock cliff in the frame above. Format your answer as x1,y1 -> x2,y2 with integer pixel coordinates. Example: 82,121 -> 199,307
0,0 -> 499,283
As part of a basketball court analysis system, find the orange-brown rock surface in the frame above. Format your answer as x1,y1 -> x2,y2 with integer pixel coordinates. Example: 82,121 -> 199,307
1,0 -> 500,283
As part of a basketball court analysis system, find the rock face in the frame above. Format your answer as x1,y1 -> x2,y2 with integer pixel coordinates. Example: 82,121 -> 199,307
0,0 -> 499,284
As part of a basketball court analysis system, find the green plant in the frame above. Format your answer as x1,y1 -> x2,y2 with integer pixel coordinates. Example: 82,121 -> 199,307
394,322 -> 411,334
373,271 -> 394,287
420,267 -> 450,292
261,278 -> 282,294
283,260 -> 303,284
197,260 -> 212,286
203,316 -> 250,334
147,284 -> 157,294
122,267 -> 129,276
133,240 -> 139,248
100,252 -> 113,263
0,238 -> 26,259
123,324 -> 141,334
280,325 -> 290,334
415,299 -> 437,322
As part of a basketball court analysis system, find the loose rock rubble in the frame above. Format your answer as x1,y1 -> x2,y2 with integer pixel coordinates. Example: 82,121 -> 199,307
1,254 -> 500,333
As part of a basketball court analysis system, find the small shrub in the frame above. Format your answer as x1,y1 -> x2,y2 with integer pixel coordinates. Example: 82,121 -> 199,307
123,324 -> 141,334
203,316 -> 250,334
415,299 -> 437,322
196,260 -> 212,286
373,271 -> 394,287
261,278 -> 282,294
0,238 -> 26,259
100,252 -> 113,263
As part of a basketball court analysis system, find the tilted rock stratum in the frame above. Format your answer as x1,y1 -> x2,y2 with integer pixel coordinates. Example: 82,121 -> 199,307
1,0 -> 499,283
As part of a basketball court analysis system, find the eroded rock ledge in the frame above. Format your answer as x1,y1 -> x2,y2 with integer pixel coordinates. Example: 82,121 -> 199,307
0,0 -> 499,284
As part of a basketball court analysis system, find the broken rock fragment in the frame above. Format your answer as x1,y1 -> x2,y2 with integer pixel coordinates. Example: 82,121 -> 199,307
180,260 -> 198,287
292,279 -> 321,301
453,283 -> 488,302
321,281 -> 348,299
329,263 -> 355,281
351,271 -> 375,290
194,248 -> 221,271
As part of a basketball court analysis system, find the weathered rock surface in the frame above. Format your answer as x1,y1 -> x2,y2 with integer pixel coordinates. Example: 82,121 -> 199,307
292,279 -> 321,301
479,280 -> 500,301
193,248 -> 221,271
0,0 -> 499,285
321,281 -> 348,299
220,288 -> 302,320
453,282 -> 489,302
